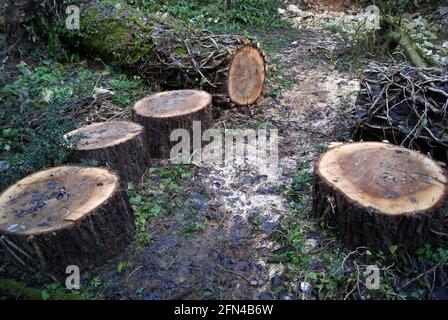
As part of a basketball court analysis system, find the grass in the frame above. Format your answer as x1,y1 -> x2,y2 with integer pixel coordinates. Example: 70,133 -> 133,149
127,164 -> 195,247
133,0 -> 290,33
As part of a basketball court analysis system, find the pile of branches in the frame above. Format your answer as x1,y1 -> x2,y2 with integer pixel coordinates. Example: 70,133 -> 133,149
351,62 -> 448,161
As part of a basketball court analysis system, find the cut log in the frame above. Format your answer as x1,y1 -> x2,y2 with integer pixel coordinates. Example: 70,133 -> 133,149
313,142 -> 448,251
132,90 -> 213,159
65,121 -> 149,184
58,3 -> 266,106
0,166 -> 135,277
228,44 -> 266,105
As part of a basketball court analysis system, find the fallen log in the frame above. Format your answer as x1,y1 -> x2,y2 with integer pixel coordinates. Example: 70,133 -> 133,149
59,3 -> 266,105
382,16 -> 442,69
132,90 -> 213,159
313,142 -> 448,252
65,121 -> 150,184
0,166 -> 135,277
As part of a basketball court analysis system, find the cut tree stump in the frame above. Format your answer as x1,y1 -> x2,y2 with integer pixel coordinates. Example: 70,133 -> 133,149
0,166 -> 135,277
66,121 -> 149,184
132,90 -> 213,159
313,142 -> 448,251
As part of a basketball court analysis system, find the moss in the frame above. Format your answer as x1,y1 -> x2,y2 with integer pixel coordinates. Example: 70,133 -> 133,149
0,279 -> 85,300
78,8 -> 131,59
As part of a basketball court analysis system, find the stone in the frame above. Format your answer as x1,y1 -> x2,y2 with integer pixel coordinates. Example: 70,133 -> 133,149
287,4 -> 301,13
300,281 -> 311,293
259,291 -> 274,300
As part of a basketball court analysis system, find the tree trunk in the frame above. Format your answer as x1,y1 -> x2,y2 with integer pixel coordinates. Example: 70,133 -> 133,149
132,90 -> 213,159
313,142 -> 448,252
0,166 -> 135,278
66,121 -> 150,184
382,16 -> 442,69
59,3 -> 266,106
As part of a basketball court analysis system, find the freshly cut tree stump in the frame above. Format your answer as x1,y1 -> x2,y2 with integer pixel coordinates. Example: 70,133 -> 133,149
313,142 -> 448,251
132,90 -> 213,159
227,44 -> 266,105
0,166 -> 135,277
66,121 -> 149,184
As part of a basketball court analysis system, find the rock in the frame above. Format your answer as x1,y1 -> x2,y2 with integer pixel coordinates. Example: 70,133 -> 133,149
259,291 -> 274,300
94,87 -> 115,100
270,275 -> 281,287
278,8 -> 286,15
287,4 -> 301,13
0,161 -> 10,171
438,6 -> 448,16
300,281 -> 311,293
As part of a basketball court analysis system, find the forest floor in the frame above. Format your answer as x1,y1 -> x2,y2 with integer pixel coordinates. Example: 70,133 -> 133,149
1,1 -> 448,300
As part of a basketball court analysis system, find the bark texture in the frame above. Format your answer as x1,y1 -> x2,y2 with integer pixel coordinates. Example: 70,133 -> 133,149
312,142 -> 448,252
0,166 -> 135,278
67,121 -> 150,184
132,90 -> 213,159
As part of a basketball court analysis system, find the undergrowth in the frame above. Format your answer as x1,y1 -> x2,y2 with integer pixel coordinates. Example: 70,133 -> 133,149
130,0 -> 290,32
127,164 -> 195,247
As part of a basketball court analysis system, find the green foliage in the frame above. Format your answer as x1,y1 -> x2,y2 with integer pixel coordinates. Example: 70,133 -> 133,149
107,74 -> 146,107
356,0 -> 443,15
0,279 -> 86,300
1,104 -> 78,189
333,29 -> 395,75
133,0 -> 289,32
127,164 -> 195,246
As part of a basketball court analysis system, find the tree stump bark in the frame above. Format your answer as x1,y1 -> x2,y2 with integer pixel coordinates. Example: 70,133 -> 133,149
313,142 -> 448,252
66,121 -> 150,184
132,90 -> 213,159
0,166 -> 135,277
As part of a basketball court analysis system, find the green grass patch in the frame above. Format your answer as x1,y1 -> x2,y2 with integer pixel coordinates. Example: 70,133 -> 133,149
133,0 -> 290,33
127,164 -> 195,246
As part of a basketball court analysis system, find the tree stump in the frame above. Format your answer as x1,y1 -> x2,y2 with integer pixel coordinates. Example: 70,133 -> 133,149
132,90 -> 213,159
0,166 -> 135,277
66,121 -> 149,184
313,142 -> 448,251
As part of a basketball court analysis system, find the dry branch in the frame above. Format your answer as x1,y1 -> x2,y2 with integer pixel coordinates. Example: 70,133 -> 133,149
351,62 -> 448,162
